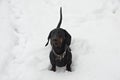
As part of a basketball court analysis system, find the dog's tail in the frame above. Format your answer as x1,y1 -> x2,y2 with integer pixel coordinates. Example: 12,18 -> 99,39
57,7 -> 62,28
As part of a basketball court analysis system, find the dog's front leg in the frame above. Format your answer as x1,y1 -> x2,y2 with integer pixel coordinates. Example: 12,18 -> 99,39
66,51 -> 72,72
50,51 -> 56,72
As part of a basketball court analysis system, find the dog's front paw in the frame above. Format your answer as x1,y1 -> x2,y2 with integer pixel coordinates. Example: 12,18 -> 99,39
66,66 -> 72,72
50,66 -> 56,72
66,68 -> 71,72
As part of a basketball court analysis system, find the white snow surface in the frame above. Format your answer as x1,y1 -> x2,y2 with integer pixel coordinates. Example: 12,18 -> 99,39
0,0 -> 120,80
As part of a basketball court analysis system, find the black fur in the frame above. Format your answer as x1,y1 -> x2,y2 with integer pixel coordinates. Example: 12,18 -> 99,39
45,7 -> 72,72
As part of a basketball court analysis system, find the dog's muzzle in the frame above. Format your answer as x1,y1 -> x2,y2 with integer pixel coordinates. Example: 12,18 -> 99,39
51,37 -> 63,48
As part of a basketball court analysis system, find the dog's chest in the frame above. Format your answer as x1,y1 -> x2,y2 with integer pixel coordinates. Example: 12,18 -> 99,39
55,54 -> 67,67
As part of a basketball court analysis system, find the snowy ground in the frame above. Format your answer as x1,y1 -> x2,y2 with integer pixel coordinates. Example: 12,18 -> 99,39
0,0 -> 120,80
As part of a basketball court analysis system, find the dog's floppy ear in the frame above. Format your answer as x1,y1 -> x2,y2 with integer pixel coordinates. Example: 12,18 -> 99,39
45,31 -> 52,46
64,30 -> 71,46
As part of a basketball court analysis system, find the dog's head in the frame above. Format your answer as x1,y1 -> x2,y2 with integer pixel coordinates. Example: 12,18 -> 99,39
45,28 -> 71,48
50,29 -> 65,48
45,7 -> 71,48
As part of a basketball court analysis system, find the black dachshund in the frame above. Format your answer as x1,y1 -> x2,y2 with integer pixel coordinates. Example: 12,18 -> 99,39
45,7 -> 72,72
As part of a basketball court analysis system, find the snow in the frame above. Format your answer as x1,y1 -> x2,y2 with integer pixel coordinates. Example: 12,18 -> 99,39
0,0 -> 120,80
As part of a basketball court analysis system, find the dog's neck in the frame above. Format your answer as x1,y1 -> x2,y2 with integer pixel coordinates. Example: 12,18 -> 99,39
52,48 -> 66,61
52,46 -> 65,55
